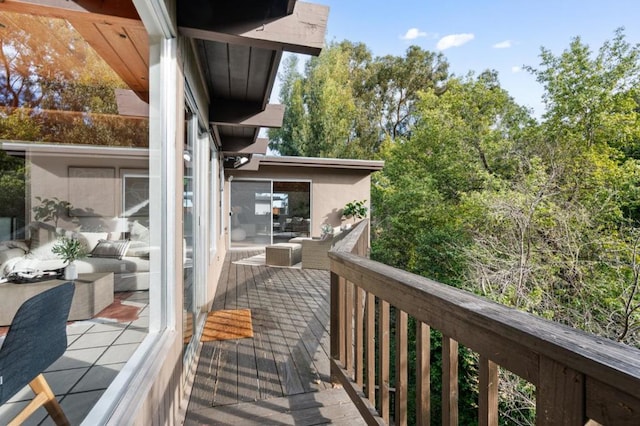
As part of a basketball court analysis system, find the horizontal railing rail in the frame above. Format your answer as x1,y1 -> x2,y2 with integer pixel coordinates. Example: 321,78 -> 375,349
328,219 -> 640,425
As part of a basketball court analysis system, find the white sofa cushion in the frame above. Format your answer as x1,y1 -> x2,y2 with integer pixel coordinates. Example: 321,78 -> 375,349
130,221 -> 150,243
126,240 -> 150,258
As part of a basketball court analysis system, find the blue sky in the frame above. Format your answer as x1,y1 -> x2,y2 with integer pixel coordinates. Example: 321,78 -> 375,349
285,0 -> 640,118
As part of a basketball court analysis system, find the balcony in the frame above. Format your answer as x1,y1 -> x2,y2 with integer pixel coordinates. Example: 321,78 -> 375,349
185,249 -> 365,424
187,220 -> 640,425
2,220 -> 637,424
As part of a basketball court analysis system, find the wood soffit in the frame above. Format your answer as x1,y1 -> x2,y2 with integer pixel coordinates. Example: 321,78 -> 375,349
0,0 -> 328,156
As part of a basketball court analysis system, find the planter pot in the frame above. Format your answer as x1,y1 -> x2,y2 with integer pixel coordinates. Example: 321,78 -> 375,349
64,262 -> 78,281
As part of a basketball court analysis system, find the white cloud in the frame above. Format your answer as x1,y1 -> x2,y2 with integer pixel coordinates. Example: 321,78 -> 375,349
511,66 -> 522,73
401,28 -> 428,40
436,33 -> 474,50
493,40 -> 512,49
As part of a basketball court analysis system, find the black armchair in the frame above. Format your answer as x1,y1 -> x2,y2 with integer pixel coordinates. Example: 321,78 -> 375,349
0,282 -> 74,425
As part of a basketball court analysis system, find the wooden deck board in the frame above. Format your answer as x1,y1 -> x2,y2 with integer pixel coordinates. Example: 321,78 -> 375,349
262,267 -> 316,394
185,387 -> 366,425
186,249 -> 363,424
246,265 -> 283,399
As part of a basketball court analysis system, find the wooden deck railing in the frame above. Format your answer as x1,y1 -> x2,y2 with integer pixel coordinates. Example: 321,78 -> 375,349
328,219 -> 640,425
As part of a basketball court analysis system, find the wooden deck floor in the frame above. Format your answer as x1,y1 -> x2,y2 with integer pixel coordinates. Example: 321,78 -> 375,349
184,250 -> 366,425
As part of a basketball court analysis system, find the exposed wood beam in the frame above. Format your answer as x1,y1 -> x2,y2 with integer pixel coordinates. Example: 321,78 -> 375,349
179,1 -> 328,56
286,0 -> 296,14
262,49 -> 283,109
221,137 -> 268,155
240,155 -> 261,171
211,101 -> 284,128
0,0 -> 140,25
179,0 -> 290,26
0,0 -> 149,101
116,89 -> 149,117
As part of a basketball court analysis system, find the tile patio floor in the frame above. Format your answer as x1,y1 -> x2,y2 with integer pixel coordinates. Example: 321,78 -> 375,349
0,291 -> 149,425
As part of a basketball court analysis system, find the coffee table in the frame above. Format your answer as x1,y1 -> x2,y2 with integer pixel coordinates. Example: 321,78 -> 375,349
0,272 -> 114,325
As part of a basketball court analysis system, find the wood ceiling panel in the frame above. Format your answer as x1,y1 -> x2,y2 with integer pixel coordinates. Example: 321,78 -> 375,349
126,26 -> 149,68
246,47 -> 274,102
178,0 -> 290,27
204,41 -> 230,99
227,44 -> 251,100
94,22 -> 148,91
219,125 -> 255,139
1,1 -> 149,102
69,19 -> 148,97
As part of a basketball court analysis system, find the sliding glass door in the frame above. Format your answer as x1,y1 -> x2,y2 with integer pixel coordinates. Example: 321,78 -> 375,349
230,180 -> 310,247
230,180 -> 272,247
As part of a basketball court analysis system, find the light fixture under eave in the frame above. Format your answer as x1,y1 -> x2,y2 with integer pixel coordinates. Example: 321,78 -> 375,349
234,156 -> 250,168
183,150 -> 192,163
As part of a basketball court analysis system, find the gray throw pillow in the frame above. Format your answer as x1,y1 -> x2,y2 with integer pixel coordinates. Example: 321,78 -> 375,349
91,239 -> 131,260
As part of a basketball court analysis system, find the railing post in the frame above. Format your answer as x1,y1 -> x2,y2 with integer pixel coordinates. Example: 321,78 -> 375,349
379,300 -> 390,423
416,322 -> 430,426
330,271 -> 343,384
537,357 -> 585,425
345,280 -> 354,374
442,335 -> 459,426
395,309 -> 408,426
366,292 -> 376,402
479,356 -> 498,426
355,287 -> 365,387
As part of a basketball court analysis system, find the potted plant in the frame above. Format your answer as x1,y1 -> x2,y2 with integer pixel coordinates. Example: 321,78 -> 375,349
52,235 -> 86,280
341,199 -> 368,228
320,223 -> 334,240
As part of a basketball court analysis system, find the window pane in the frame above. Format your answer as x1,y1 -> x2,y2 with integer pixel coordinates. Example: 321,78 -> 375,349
0,10 -> 151,424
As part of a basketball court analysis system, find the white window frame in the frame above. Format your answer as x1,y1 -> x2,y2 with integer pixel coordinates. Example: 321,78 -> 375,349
84,5 -> 178,421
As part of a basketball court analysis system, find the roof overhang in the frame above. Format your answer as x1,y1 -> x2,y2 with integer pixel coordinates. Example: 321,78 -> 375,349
1,0 -> 328,164
178,1 -> 328,165
252,155 -> 385,172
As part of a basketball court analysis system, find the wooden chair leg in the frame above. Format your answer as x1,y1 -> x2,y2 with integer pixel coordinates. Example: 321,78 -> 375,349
8,374 -> 70,426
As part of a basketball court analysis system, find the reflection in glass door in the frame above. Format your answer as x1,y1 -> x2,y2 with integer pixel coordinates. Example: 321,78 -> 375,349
230,180 -> 272,247
272,181 -> 310,243
183,112 -> 196,358
230,180 -> 311,247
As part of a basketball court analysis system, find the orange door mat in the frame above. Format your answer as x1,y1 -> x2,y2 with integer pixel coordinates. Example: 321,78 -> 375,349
201,308 -> 254,342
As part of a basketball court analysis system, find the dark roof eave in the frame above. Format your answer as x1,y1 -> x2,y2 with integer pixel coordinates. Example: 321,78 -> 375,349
255,155 -> 384,171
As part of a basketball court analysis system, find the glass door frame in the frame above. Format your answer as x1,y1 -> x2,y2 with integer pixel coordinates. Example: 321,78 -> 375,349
228,178 -> 312,248
182,99 -> 210,368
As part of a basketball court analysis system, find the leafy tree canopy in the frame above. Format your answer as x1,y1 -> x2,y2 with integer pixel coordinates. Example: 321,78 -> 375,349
268,41 -> 450,158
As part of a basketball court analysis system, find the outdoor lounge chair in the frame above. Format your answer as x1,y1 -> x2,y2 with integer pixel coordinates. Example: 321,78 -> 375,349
0,282 -> 74,426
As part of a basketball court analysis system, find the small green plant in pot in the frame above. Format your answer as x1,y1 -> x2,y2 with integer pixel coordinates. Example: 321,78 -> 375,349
342,199 -> 368,221
52,236 -> 86,280
320,223 -> 334,239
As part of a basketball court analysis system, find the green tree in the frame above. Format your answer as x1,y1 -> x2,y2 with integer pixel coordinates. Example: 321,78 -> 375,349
268,55 -> 307,156
373,45 -> 449,141
269,42 -> 450,159
0,150 -> 25,235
